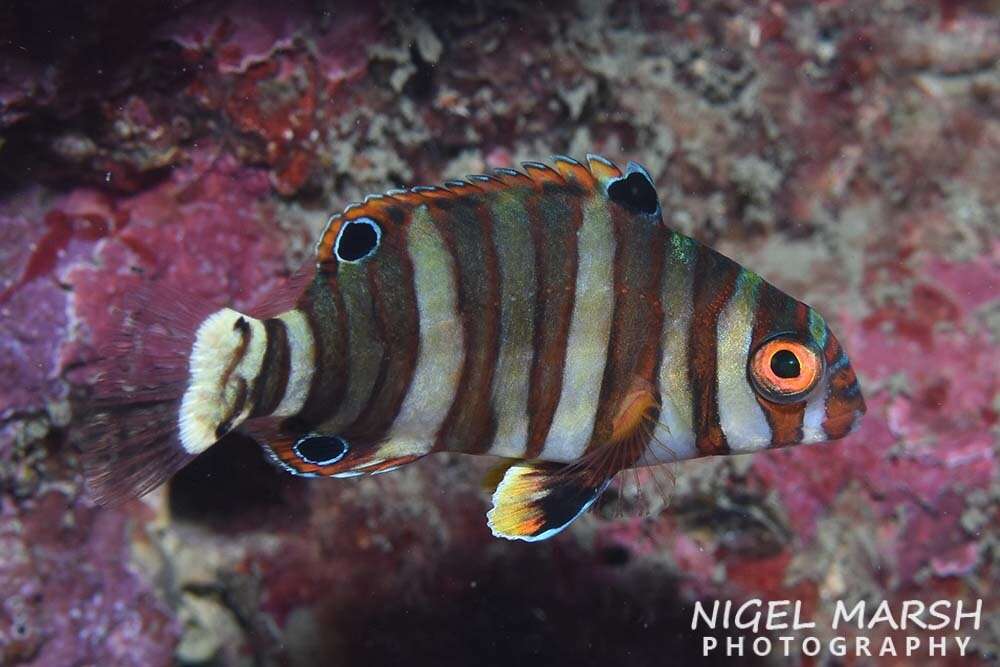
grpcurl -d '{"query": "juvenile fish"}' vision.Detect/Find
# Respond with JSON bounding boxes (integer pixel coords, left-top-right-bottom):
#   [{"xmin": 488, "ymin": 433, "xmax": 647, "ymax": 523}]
[{"xmin": 82, "ymin": 155, "xmax": 865, "ymax": 541}]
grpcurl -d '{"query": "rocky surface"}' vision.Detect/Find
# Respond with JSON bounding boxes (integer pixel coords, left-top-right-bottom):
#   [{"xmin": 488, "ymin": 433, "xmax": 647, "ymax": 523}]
[{"xmin": 0, "ymin": 1, "xmax": 997, "ymax": 665}]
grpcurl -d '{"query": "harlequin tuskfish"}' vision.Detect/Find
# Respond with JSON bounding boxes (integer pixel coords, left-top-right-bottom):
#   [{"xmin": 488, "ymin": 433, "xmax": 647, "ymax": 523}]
[{"xmin": 82, "ymin": 155, "xmax": 865, "ymax": 541}]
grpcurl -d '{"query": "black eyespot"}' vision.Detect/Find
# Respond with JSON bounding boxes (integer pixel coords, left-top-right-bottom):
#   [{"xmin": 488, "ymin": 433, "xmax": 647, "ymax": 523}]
[
  {"xmin": 770, "ymin": 349, "xmax": 801, "ymax": 379},
  {"xmin": 294, "ymin": 435, "xmax": 349, "ymax": 465},
  {"xmin": 607, "ymin": 170, "xmax": 660, "ymax": 215},
  {"xmin": 335, "ymin": 218, "xmax": 381, "ymax": 263}
]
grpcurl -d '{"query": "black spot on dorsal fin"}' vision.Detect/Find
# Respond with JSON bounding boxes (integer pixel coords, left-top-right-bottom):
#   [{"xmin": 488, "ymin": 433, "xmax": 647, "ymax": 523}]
[
  {"xmin": 335, "ymin": 217, "xmax": 381, "ymax": 263},
  {"xmin": 607, "ymin": 165, "xmax": 660, "ymax": 216}
]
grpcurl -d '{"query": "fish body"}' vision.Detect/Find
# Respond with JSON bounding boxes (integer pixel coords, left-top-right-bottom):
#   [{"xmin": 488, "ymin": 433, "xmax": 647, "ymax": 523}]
[{"xmin": 83, "ymin": 155, "xmax": 865, "ymax": 541}]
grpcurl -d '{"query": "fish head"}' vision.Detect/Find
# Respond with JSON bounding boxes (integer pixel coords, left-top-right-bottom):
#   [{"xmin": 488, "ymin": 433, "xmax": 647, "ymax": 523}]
[
  {"xmin": 797, "ymin": 309, "xmax": 867, "ymax": 443},
  {"xmin": 720, "ymin": 278, "xmax": 866, "ymax": 452}
]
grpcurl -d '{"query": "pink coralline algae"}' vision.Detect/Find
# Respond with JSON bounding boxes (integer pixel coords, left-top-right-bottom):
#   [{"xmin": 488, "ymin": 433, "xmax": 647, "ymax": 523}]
[
  {"xmin": 0, "ymin": 491, "xmax": 178, "ymax": 666},
  {"xmin": 160, "ymin": 0, "xmax": 379, "ymax": 194},
  {"xmin": 0, "ymin": 149, "xmax": 291, "ymax": 665},
  {"xmin": 0, "ymin": 0, "xmax": 997, "ymax": 665},
  {"xmin": 64, "ymin": 150, "xmax": 291, "ymax": 366}
]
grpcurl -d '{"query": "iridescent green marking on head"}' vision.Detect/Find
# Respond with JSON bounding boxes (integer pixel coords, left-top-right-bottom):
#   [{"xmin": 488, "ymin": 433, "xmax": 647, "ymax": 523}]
[
  {"xmin": 669, "ymin": 232, "xmax": 697, "ymax": 264},
  {"xmin": 809, "ymin": 308, "xmax": 829, "ymax": 348},
  {"xmin": 736, "ymin": 269, "xmax": 766, "ymax": 317},
  {"xmin": 739, "ymin": 269, "xmax": 763, "ymax": 296}
]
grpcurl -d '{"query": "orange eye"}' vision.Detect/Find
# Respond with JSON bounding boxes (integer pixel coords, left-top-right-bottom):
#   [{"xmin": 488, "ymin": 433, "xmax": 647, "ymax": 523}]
[{"xmin": 749, "ymin": 338, "xmax": 823, "ymax": 403}]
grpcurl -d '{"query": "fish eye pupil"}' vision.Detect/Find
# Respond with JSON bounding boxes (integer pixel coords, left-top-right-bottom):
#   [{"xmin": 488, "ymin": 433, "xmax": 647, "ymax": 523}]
[{"xmin": 770, "ymin": 349, "xmax": 800, "ymax": 379}]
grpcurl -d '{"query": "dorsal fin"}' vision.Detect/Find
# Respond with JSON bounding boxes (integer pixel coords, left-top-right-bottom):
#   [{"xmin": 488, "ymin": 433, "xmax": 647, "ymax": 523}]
[
  {"xmin": 586, "ymin": 153, "xmax": 624, "ymax": 185},
  {"xmin": 552, "ymin": 155, "xmax": 599, "ymax": 189},
  {"xmin": 314, "ymin": 154, "xmax": 640, "ymax": 265}
]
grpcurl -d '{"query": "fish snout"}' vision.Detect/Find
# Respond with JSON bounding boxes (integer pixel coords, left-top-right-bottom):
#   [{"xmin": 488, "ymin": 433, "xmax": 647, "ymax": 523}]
[{"xmin": 819, "ymin": 329, "xmax": 866, "ymax": 440}]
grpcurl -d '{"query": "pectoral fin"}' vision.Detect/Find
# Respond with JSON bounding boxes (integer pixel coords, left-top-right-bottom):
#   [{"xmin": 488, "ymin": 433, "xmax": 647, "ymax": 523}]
[
  {"xmin": 486, "ymin": 461, "xmax": 613, "ymax": 542},
  {"xmin": 481, "ymin": 458, "xmax": 519, "ymax": 492}
]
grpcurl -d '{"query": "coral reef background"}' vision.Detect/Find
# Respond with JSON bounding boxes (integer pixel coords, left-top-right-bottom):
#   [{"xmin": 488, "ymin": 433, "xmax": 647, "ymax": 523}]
[{"xmin": 0, "ymin": 1, "xmax": 997, "ymax": 665}]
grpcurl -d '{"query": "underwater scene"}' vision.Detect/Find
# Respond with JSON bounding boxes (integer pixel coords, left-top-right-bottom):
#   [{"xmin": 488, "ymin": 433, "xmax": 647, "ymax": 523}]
[{"xmin": 0, "ymin": 1, "xmax": 997, "ymax": 665}]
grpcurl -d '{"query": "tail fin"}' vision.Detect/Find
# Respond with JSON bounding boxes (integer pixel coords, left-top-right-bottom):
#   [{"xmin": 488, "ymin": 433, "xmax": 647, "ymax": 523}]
[{"xmin": 78, "ymin": 282, "xmax": 218, "ymax": 505}]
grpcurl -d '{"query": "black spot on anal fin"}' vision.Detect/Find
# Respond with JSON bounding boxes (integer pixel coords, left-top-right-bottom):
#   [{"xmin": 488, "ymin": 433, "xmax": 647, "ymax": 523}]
[
  {"xmin": 293, "ymin": 434, "xmax": 349, "ymax": 465},
  {"xmin": 607, "ymin": 170, "xmax": 660, "ymax": 215}
]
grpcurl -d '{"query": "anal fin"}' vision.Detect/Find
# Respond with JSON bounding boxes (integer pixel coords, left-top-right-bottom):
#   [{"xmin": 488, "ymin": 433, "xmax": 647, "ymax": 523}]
[
  {"xmin": 486, "ymin": 461, "xmax": 612, "ymax": 542},
  {"xmin": 245, "ymin": 418, "xmax": 424, "ymax": 479}
]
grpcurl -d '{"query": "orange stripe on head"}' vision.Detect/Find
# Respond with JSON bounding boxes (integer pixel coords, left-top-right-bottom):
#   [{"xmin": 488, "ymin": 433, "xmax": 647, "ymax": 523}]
[
  {"xmin": 821, "ymin": 332, "xmax": 866, "ymax": 439},
  {"xmin": 756, "ymin": 400, "xmax": 805, "ymax": 448}
]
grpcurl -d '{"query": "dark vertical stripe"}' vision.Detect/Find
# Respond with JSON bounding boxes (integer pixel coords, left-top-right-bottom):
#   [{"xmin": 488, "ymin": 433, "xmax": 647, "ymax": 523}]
[
  {"xmin": 487, "ymin": 190, "xmax": 537, "ymax": 455},
  {"xmin": 588, "ymin": 205, "xmax": 667, "ymax": 451},
  {"xmin": 215, "ymin": 317, "xmax": 253, "ymax": 436},
  {"xmin": 751, "ymin": 281, "xmax": 807, "ymax": 447},
  {"xmin": 430, "ymin": 195, "xmax": 501, "ymax": 454},
  {"xmin": 342, "ymin": 217, "xmax": 421, "ymax": 443},
  {"xmin": 249, "ymin": 318, "xmax": 291, "ymax": 418},
  {"xmin": 294, "ymin": 272, "xmax": 349, "ymax": 428},
  {"xmin": 822, "ymin": 334, "xmax": 864, "ymax": 439},
  {"xmin": 688, "ymin": 244, "xmax": 741, "ymax": 456},
  {"xmin": 218, "ymin": 316, "xmax": 252, "ymax": 393},
  {"xmin": 757, "ymin": 401, "xmax": 803, "ymax": 448},
  {"xmin": 524, "ymin": 184, "xmax": 583, "ymax": 458},
  {"xmin": 215, "ymin": 377, "xmax": 249, "ymax": 439},
  {"xmin": 330, "ymin": 262, "xmax": 384, "ymax": 430}
]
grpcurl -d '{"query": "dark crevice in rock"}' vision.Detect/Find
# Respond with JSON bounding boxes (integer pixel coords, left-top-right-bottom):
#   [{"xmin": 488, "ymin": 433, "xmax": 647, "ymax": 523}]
[{"xmin": 169, "ymin": 432, "xmax": 307, "ymax": 532}]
